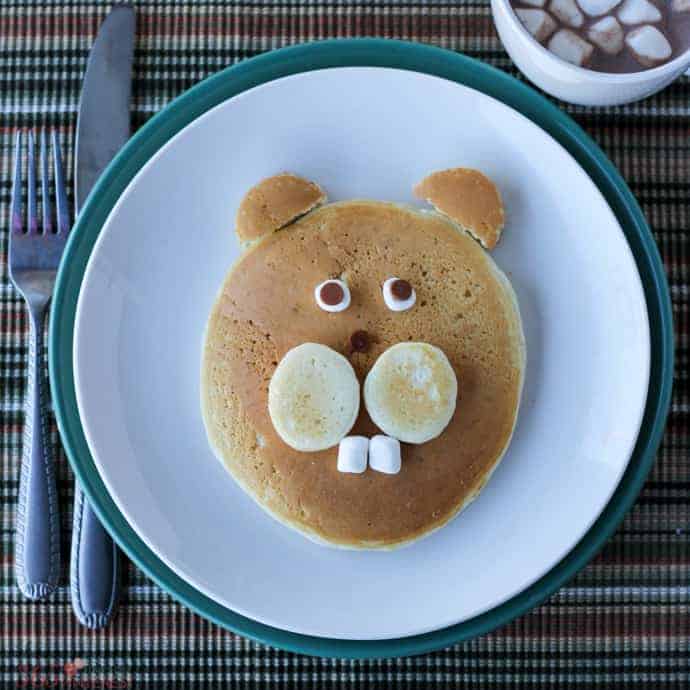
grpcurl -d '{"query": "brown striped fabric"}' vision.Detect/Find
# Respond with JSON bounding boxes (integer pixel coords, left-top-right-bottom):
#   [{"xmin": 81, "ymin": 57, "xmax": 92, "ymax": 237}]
[{"xmin": 1, "ymin": 1, "xmax": 688, "ymax": 688}]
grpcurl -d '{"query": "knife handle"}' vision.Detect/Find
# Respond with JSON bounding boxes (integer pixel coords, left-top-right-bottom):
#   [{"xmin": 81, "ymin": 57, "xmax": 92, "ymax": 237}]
[{"xmin": 70, "ymin": 485, "xmax": 120, "ymax": 629}]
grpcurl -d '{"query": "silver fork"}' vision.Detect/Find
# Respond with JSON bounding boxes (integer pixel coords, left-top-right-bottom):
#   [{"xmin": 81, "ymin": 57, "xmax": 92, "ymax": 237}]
[{"xmin": 10, "ymin": 131, "xmax": 69, "ymax": 600}]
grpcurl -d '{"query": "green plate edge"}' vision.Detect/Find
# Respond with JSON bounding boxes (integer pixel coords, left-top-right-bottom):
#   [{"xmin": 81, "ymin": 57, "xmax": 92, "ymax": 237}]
[{"xmin": 49, "ymin": 39, "xmax": 673, "ymax": 659}]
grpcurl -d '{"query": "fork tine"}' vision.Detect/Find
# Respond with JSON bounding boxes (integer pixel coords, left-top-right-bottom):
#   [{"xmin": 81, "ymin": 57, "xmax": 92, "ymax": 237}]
[
  {"xmin": 52, "ymin": 132, "xmax": 70, "ymax": 234},
  {"xmin": 40, "ymin": 131, "xmax": 53, "ymax": 234},
  {"xmin": 27, "ymin": 132, "xmax": 38, "ymax": 234},
  {"xmin": 10, "ymin": 131, "xmax": 23, "ymax": 234}
]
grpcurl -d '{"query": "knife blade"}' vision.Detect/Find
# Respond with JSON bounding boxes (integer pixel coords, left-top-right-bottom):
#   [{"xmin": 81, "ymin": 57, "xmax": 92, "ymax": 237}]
[
  {"xmin": 70, "ymin": 3, "xmax": 135, "ymax": 630},
  {"xmin": 75, "ymin": 4, "xmax": 135, "ymax": 213}
]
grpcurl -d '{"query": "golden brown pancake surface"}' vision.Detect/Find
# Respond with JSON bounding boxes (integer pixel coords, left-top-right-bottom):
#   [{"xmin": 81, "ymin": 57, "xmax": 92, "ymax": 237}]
[
  {"xmin": 414, "ymin": 168, "xmax": 505, "ymax": 250},
  {"xmin": 202, "ymin": 198, "xmax": 524, "ymax": 548},
  {"xmin": 236, "ymin": 173, "xmax": 326, "ymax": 243}
]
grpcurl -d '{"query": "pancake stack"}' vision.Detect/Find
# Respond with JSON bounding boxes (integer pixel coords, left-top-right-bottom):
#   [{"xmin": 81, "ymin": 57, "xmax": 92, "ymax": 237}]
[{"xmin": 201, "ymin": 170, "xmax": 525, "ymax": 549}]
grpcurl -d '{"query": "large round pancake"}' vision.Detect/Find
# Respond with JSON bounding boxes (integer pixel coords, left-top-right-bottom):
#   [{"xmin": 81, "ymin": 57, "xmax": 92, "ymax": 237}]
[{"xmin": 201, "ymin": 201, "xmax": 525, "ymax": 549}]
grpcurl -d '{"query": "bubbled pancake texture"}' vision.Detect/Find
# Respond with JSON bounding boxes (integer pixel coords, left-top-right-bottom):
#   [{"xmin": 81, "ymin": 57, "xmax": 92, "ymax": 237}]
[
  {"xmin": 415, "ymin": 169, "xmax": 504, "ymax": 250},
  {"xmin": 202, "ymin": 201, "xmax": 524, "ymax": 548},
  {"xmin": 236, "ymin": 174, "xmax": 326, "ymax": 243},
  {"xmin": 268, "ymin": 343, "xmax": 360, "ymax": 451}
]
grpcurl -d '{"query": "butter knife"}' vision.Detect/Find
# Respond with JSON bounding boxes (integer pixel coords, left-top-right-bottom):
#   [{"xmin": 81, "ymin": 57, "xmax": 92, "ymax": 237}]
[{"xmin": 70, "ymin": 3, "xmax": 135, "ymax": 629}]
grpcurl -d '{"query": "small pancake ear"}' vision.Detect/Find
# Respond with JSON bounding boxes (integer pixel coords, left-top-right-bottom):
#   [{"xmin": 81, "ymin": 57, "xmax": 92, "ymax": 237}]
[
  {"xmin": 236, "ymin": 173, "xmax": 327, "ymax": 244},
  {"xmin": 414, "ymin": 168, "xmax": 504, "ymax": 250}
]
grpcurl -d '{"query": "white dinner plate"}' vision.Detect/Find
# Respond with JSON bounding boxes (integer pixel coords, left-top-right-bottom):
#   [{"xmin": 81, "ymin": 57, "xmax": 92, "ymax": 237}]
[{"xmin": 73, "ymin": 67, "xmax": 650, "ymax": 640}]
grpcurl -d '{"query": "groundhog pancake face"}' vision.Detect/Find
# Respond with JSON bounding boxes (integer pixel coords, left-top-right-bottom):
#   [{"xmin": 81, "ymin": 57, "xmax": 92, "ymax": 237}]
[{"xmin": 201, "ymin": 171, "xmax": 525, "ymax": 549}]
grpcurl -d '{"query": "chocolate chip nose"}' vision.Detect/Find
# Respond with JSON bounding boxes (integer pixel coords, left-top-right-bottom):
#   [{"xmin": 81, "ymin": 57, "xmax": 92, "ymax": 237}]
[{"xmin": 350, "ymin": 330, "xmax": 370, "ymax": 353}]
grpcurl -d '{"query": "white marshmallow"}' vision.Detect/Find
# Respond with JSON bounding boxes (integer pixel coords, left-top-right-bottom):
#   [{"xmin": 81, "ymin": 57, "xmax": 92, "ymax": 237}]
[
  {"xmin": 673, "ymin": 0, "xmax": 690, "ymax": 12},
  {"xmin": 521, "ymin": 0, "xmax": 547, "ymax": 6},
  {"xmin": 337, "ymin": 436, "xmax": 368, "ymax": 474},
  {"xmin": 368, "ymin": 435, "xmax": 402, "ymax": 475},
  {"xmin": 625, "ymin": 25, "xmax": 672, "ymax": 67},
  {"xmin": 549, "ymin": 0, "xmax": 584, "ymax": 27},
  {"xmin": 577, "ymin": 0, "xmax": 621, "ymax": 15},
  {"xmin": 587, "ymin": 16, "xmax": 624, "ymax": 54},
  {"xmin": 382, "ymin": 277, "xmax": 416, "ymax": 312},
  {"xmin": 548, "ymin": 29, "xmax": 594, "ymax": 66},
  {"xmin": 314, "ymin": 279, "xmax": 351, "ymax": 312},
  {"xmin": 516, "ymin": 9, "xmax": 557, "ymax": 42},
  {"xmin": 617, "ymin": 0, "xmax": 661, "ymax": 24}
]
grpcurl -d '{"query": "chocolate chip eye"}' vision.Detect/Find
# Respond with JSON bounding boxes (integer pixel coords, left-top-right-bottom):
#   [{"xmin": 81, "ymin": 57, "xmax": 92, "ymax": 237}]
[
  {"xmin": 382, "ymin": 277, "xmax": 416, "ymax": 312},
  {"xmin": 315, "ymin": 279, "xmax": 351, "ymax": 312}
]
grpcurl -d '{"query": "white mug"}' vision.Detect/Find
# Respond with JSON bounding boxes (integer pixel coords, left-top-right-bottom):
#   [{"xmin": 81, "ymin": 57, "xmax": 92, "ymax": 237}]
[{"xmin": 492, "ymin": 0, "xmax": 690, "ymax": 106}]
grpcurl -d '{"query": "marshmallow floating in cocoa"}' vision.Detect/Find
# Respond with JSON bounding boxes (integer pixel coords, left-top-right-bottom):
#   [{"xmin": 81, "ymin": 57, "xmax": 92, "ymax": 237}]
[
  {"xmin": 516, "ymin": 8, "xmax": 558, "ymax": 42},
  {"xmin": 587, "ymin": 16, "xmax": 624, "ymax": 55},
  {"xmin": 511, "ymin": 0, "xmax": 680, "ymax": 72},
  {"xmin": 617, "ymin": 0, "xmax": 661, "ymax": 24},
  {"xmin": 548, "ymin": 29, "xmax": 594, "ymax": 66},
  {"xmin": 577, "ymin": 0, "xmax": 621, "ymax": 16},
  {"xmin": 549, "ymin": 0, "xmax": 584, "ymax": 27},
  {"xmin": 625, "ymin": 25, "xmax": 672, "ymax": 67}
]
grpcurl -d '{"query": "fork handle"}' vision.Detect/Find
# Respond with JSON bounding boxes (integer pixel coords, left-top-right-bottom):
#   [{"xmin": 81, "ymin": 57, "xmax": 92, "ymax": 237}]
[
  {"xmin": 15, "ymin": 303, "xmax": 60, "ymax": 600},
  {"xmin": 71, "ymin": 485, "xmax": 120, "ymax": 629}
]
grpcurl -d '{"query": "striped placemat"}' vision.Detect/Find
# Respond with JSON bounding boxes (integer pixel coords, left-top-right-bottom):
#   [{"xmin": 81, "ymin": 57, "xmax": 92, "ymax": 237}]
[{"xmin": 1, "ymin": 2, "xmax": 688, "ymax": 688}]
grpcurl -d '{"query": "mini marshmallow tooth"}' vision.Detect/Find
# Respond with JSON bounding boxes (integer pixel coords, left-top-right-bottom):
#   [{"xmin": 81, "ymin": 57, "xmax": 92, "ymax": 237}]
[
  {"xmin": 548, "ymin": 29, "xmax": 594, "ymax": 66},
  {"xmin": 368, "ymin": 435, "xmax": 402, "ymax": 475},
  {"xmin": 587, "ymin": 16, "xmax": 624, "ymax": 54},
  {"xmin": 337, "ymin": 436, "xmax": 369, "ymax": 474},
  {"xmin": 625, "ymin": 25, "xmax": 672, "ymax": 67},
  {"xmin": 576, "ymin": 0, "xmax": 621, "ymax": 15},
  {"xmin": 516, "ymin": 9, "xmax": 558, "ymax": 42},
  {"xmin": 617, "ymin": 0, "xmax": 661, "ymax": 24},
  {"xmin": 549, "ymin": 0, "xmax": 584, "ymax": 27},
  {"xmin": 673, "ymin": 0, "xmax": 690, "ymax": 12}
]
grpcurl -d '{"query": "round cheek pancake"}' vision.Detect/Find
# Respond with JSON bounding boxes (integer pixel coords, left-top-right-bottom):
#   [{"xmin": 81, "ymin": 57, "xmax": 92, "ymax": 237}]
[
  {"xmin": 268, "ymin": 342, "xmax": 360, "ymax": 452},
  {"xmin": 201, "ymin": 201, "xmax": 525, "ymax": 549},
  {"xmin": 364, "ymin": 342, "xmax": 458, "ymax": 444}
]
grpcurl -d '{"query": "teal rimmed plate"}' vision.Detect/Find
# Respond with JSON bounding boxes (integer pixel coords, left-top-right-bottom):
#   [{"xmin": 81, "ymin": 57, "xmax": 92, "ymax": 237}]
[{"xmin": 50, "ymin": 40, "xmax": 672, "ymax": 658}]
